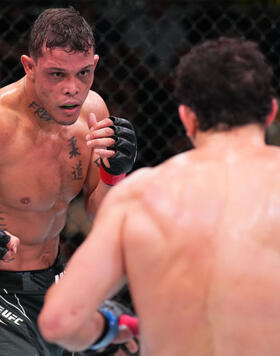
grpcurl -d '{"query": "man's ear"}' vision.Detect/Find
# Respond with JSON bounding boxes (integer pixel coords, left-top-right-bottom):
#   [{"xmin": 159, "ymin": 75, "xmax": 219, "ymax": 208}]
[
  {"xmin": 21, "ymin": 55, "xmax": 35, "ymax": 80},
  {"xmin": 266, "ymin": 97, "xmax": 278, "ymax": 127},
  {"xmin": 178, "ymin": 104, "xmax": 197, "ymax": 138},
  {"xmin": 93, "ymin": 54, "xmax": 99, "ymax": 70}
]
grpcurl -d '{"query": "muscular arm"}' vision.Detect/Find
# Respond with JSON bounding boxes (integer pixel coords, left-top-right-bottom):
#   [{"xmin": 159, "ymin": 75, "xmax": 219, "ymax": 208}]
[
  {"xmin": 83, "ymin": 156, "xmax": 112, "ymax": 218},
  {"xmin": 38, "ymin": 183, "xmax": 128, "ymax": 350},
  {"xmin": 82, "ymin": 92, "xmax": 137, "ymax": 218},
  {"xmin": 81, "ymin": 91, "xmax": 112, "ymax": 217}
]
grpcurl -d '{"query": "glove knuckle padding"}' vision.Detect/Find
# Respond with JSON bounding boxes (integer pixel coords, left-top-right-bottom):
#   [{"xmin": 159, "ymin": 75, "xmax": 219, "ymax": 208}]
[
  {"xmin": 0, "ymin": 230, "xmax": 10, "ymax": 260},
  {"xmin": 0, "ymin": 230, "xmax": 10, "ymax": 247},
  {"xmin": 104, "ymin": 116, "xmax": 137, "ymax": 175},
  {"xmin": 110, "ymin": 116, "xmax": 133, "ymax": 130},
  {"xmin": 112, "ymin": 125, "xmax": 134, "ymax": 139},
  {"xmin": 115, "ymin": 138, "xmax": 135, "ymax": 155},
  {"xmin": 0, "ymin": 247, "xmax": 8, "ymax": 259}
]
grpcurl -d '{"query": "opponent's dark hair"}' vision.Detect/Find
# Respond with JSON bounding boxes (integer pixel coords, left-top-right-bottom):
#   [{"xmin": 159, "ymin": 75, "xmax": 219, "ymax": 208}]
[
  {"xmin": 28, "ymin": 7, "xmax": 95, "ymax": 60},
  {"xmin": 174, "ymin": 37, "xmax": 275, "ymax": 131}
]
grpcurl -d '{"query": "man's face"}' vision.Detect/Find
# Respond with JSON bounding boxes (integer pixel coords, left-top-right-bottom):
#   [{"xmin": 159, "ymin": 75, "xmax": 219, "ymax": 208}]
[{"xmin": 32, "ymin": 46, "xmax": 98, "ymax": 125}]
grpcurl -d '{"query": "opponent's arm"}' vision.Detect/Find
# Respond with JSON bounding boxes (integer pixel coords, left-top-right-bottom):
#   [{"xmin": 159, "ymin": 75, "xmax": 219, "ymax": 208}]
[
  {"xmin": 38, "ymin": 183, "xmax": 136, "ymax": 351},
  {"xmin": 87, "ymin": 300, "xmax": 139, "ymax": 355}
]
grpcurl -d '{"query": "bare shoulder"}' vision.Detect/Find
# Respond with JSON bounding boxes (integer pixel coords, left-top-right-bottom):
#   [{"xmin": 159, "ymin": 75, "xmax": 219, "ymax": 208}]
[
  {"xmin": 262, "ymin": 144, "xmax": 280, "ymax": 174},
  {"xmin": 0, "ymin": 80, "xmax": 23, "ymax": 143},
  {"xmin": 264, "ymin": 144, "xmax": 280, "ymax": 158},
  {"xmin": 80, "ymin": 89, "xmax": 109, "ymax": 122},
  {"xmin": 108, "ymin": 167, "xmax": 154, "ymax": 200},
  {"xmin": 119, "ymin": 153, "xmax": 189, "ymax": 188},
  {"xmin": 110, "ymin": 156, "xmax": 187, "ymax": 202}
]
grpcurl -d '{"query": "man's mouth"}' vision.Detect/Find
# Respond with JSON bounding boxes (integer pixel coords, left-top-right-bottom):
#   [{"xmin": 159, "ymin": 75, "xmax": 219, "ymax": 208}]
[{"xmin": 60, "ymin": 104, "xmax": 79, "ymax": 109}]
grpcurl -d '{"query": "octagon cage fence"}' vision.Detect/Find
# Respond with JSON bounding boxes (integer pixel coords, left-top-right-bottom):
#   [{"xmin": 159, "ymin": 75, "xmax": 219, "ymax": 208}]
[{"xmin": 1, "ymin": 0, "xmax": 280, "ymax": 339}]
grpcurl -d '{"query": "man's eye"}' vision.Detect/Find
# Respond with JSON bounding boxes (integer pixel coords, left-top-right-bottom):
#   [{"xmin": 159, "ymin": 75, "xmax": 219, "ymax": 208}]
[
  {"xmin": 50, "ymin": 72, "xmax": 63, "ymax": 77},
  {"xmin": 79, "ymin": 70, "xmax": 90, "ymax": 76}
]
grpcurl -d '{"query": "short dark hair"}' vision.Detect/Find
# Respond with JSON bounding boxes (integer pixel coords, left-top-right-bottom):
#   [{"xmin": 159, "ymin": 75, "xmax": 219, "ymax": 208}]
[
  {"xmin": 28, "ymin": 7, "xmax": 95, "ymax": 61},
  {"xmin": 175, "ymin": 37, "xmax": 275, "ymax": 131}
]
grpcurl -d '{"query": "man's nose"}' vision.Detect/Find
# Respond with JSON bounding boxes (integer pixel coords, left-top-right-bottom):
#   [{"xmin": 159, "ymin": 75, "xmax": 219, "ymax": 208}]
[{"xmin": 63, "ymin": 78, "xmax": 79, "ymax": 96}]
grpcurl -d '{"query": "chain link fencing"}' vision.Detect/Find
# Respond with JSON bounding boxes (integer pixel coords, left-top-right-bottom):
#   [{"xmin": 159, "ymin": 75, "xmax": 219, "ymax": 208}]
[
  {"xmin": 1, "ymin": 0, "xmax": 280, "ymax": 254},
  {"xmin": 1, "ymin": 1, "xmax": 280, "ymax": 351}
]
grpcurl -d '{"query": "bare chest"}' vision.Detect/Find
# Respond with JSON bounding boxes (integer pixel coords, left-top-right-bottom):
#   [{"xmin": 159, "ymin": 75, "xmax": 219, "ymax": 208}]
[{"xmin": 0, "ymin": 128, "xmax": 91, "ymax": 211}]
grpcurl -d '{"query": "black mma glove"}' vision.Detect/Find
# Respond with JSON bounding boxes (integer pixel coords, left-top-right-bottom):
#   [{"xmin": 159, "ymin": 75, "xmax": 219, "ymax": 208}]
[
  {"xmin": 88, "ymin": 300, "xmax": 138, "ymax": 354},
  {"xmin": 100, "ymin": 116, "xmax": 137, "ymax": 186},
  {"xmin": 0, "ymin": 230, "xmax": 10, "ymax": 260}
]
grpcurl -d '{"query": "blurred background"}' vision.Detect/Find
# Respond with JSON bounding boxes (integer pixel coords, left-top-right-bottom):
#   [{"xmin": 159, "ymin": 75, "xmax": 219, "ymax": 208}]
[{"xmin": 1, "ymin": 0, "xmax": 280, "ymax": 354}]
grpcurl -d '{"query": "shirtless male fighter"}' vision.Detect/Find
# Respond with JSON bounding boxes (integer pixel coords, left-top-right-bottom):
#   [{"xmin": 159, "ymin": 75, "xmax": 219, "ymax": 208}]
[
  {"xmin": 39, "ymin": 37, "xmax": 280, "ymax": 356},
  {"xmin": 0, "ymin": 7, "xmax": 137, "ymax": 356}
]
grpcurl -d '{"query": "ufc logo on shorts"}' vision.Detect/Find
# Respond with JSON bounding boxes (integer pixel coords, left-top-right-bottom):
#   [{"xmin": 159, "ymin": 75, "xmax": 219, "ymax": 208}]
[
  {"xmin": 55, "ymin": 272, "xmax": 64, "ymax": 284},
  {"xmin": 0, "ymin": 305, "xmax": 23, "ymax": 325}
]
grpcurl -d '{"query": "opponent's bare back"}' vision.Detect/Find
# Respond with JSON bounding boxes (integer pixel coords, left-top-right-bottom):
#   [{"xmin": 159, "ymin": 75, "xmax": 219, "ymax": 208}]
[{"xmin": 122, "ymin": 124, "xmax": 280, "ymax": 356}]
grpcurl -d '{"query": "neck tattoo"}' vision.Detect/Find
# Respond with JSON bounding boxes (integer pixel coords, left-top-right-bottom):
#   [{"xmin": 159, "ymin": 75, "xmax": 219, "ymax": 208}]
[{"xmin": 29, "ymin": 101, "xmax": 52, "ymax": 121}]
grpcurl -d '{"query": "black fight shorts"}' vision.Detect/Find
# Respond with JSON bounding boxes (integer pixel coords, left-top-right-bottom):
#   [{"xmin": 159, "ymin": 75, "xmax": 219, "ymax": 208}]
[{"xmin": 0, "ymin": 255, "xmax": 65, "ymax": 356}]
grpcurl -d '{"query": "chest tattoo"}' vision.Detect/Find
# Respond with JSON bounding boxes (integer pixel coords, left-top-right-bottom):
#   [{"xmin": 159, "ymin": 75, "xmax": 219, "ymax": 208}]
[
  {"xmin": 71, "ymin": 160, "xmax": 83, "ymax": 181},
  {"xmin": 68, "ymin": 136, "xmax": 81, "ymax": 158},
  {"xmin": 29, "ymin": 101, "xmax": 52, "ymax": 121},
  {"xmin": 68, "ymin": 136, "xmax": 83, "ymax": 181}
]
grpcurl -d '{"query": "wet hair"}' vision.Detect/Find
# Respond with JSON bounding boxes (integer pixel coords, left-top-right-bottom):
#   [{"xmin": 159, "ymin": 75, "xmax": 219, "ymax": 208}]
[
  {"xmin": 28, "ymin": 6, "xmax": 95, "ymax": 61},
  {"xmin": 174, "ymin": 37, "xmax": 275, "ymax": 131}
]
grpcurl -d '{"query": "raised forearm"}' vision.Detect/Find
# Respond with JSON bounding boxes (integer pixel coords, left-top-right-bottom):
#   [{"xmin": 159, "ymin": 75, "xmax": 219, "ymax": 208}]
[
  {"xmin": 84, "ymin": 179, "xmax": 112, "ymax": 218},
  {"xmin": 85, "ymin": 115, "xmax": 137, "ymax": 218}
]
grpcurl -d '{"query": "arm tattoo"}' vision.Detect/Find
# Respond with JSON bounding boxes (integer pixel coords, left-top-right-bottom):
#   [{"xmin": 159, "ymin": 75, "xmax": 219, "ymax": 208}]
[
  {"xmin": 94, "ymin": 158, "xmax": 101, "ymax": 168},
  {"xmin": 29, "ymin": 101, "xmax": 52, "ymax": 121}
]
